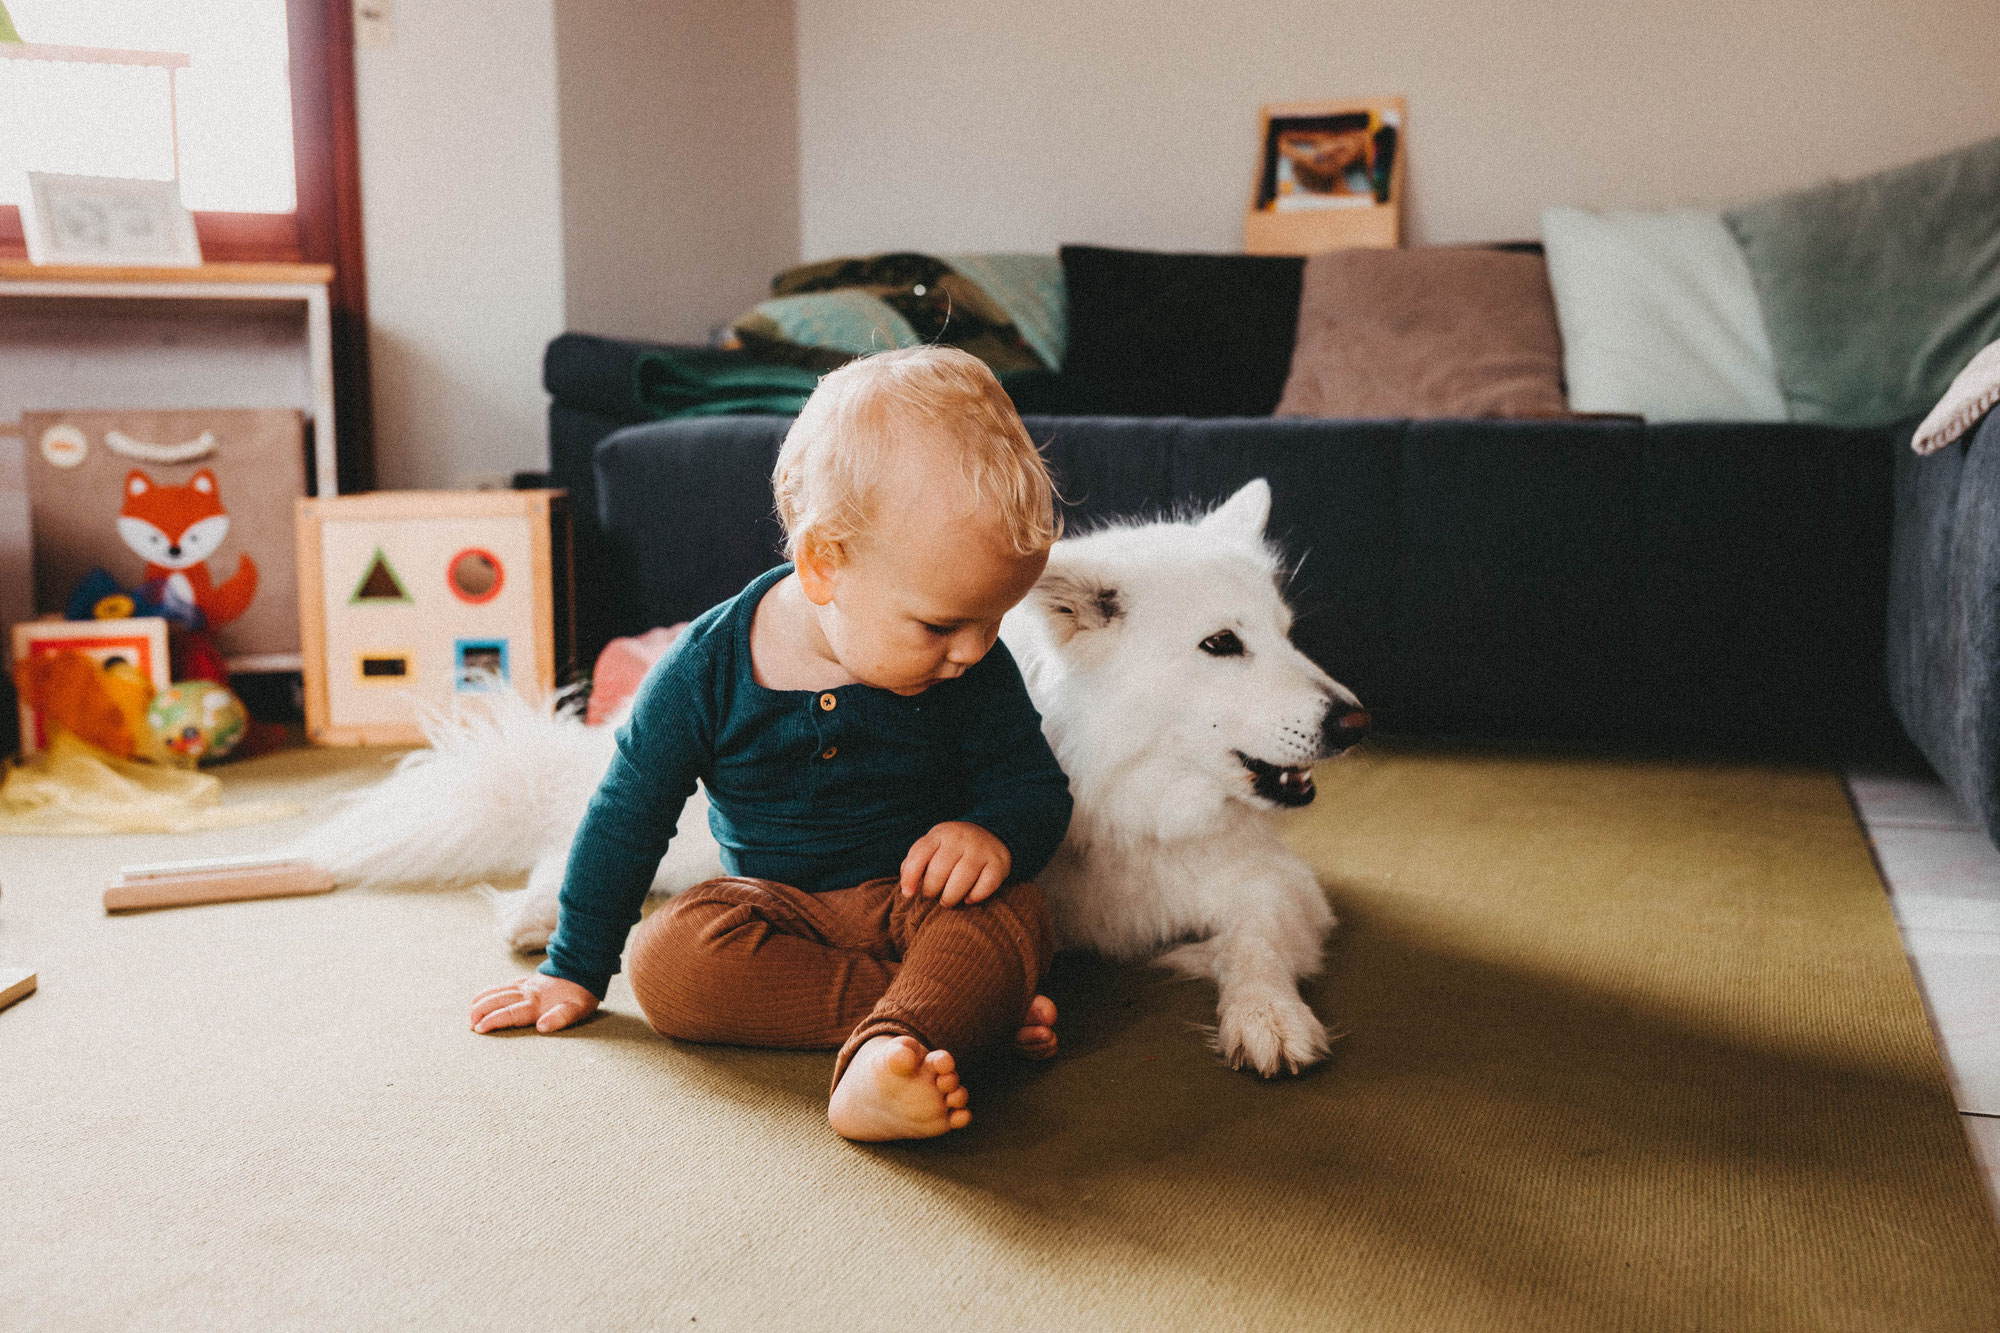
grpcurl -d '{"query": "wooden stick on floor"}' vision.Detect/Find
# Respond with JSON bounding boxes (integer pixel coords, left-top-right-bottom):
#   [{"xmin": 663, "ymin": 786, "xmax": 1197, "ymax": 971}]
[
  {"xmin": 0, "ymin": 968, "xmax": 35, "ymax": 1013},
  {"xmin": 104, "ymin": 856, "xmax": 336, "ymax": 913}
]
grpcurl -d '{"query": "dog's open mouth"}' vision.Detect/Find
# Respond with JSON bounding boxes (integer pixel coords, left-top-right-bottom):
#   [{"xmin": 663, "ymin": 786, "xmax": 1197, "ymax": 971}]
[{"xmin": 1237, "ymin": 753, "xmax": 1316, "ymax": 807}]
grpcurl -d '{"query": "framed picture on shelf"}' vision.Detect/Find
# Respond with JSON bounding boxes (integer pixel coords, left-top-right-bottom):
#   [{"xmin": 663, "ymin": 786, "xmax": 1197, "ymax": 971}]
[
  {"xmin": 20, "ymin": 172, "xmax": 203, "ymax": 268},
  {"xmin": 1246, "ymin": 98, "xmax": 1406, "ymax": 255}
]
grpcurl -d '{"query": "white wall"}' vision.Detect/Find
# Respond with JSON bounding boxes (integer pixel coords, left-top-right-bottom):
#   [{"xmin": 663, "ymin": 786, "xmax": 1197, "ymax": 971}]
[
  {"xmin": 796, "ymin": 0, "xmax": 2000, "ymax": 256},
  {"xmin": 354, "ymin": 0, "xmax": 567, "ymax": 490},
  {"xmin": 350, "ymin": 0, "xmax": 2000, "ymax": 485},
  {"xmin": 554, "ymin": 0, "xmax": 799, "ymax": 344}
]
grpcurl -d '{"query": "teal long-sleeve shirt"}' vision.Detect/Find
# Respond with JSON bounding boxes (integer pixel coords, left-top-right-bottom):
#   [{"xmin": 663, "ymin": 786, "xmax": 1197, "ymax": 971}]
[{"xmin": 540, "ymin": 564, "xmax": 1074, "ymax": 997}]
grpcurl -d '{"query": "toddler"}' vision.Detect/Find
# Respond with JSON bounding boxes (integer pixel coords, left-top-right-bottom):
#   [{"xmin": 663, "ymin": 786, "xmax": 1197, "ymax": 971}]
[{"xmin": 469, "ymin": 346, "xmax": 1073, "ymax": 1141}]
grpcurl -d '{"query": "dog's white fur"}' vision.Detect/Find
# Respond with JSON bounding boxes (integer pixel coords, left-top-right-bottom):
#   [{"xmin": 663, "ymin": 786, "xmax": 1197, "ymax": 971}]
[
  {"xmin": 1006, "ymin": 480, "xmax": 1361, "ymax": 1073},
  {"xmin": 293, "ymin": 479, "xmax": 1361, "ymax": 1076}
]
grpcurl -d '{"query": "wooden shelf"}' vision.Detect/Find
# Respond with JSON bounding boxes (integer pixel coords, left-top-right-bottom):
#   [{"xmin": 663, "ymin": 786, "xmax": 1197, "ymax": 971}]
[
  {"xmin": 0, "ymin": 43, "xmax": 189, "ymax": 69},
  {"xmin": 0, "ymin": 262, "xmax": 342, "ymax": 495},
  {"xmin": 0, "ymin": 261, "xmax": 333, "ymax": 287}
]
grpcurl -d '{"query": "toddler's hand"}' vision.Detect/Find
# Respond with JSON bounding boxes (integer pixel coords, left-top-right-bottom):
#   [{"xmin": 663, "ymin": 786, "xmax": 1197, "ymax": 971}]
[
  {"xmin": 470, "ymin": 972, "xmax": 599, "ymax": 1034},
  {"xmin": 900, "ymin": 821, "xmax": 1010, "ymax": 906}
]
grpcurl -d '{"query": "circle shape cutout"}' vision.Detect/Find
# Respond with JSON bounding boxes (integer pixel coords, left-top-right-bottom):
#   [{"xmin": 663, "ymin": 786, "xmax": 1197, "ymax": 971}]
[{"xmin": 447, "ymin": 548, "xmax": 504, "ymax": 603}]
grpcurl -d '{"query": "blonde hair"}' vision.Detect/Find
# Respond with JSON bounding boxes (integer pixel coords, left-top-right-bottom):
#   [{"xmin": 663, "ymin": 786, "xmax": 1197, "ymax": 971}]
[{"xmin": 772, "ymin": 345, "xmax": 1060, "ymax": 562}]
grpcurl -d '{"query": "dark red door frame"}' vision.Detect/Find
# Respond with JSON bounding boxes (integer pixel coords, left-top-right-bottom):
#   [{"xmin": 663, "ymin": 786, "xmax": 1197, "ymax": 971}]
[
  {"xmin": 287, "ymin": 0, "xmax": 373, "ymax": 492},
  {"xmin": 0, "ymin": 0, "xmax": 375, "ymax": 490}
]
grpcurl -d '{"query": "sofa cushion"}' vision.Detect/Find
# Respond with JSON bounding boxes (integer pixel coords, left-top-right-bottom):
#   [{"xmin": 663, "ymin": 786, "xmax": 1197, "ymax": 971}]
[
  {"xmin": 1058, "ymin": 245, "xmax": 1304, "ymax": 416},
  {"xmin": 593, "ymin": 412, "xmax": 1898, "ymax": 754},
  {"xmin": 1276, "ymin": 247, "xmax": 1568, "ymax": 420},
  {"xmin": 1540, "ymin": 206, "xmax": 1788, "ymax": 422},
  {"xmin": 1724, "ymin": 133, "xmax": 2000, "ymax": 427},
  {"xmin": 941, "ymin": 253, "xmax": 1067, "ymax": 370},
  {"xmin": 730, "ymin": 252, "xmax": 1053, "ymax": 373}
]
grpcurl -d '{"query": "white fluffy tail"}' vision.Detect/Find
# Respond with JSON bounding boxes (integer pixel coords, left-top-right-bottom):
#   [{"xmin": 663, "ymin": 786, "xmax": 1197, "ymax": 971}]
[{"xmin": 286, "ymin": 689, "xmax": 615, "ymax": 891}]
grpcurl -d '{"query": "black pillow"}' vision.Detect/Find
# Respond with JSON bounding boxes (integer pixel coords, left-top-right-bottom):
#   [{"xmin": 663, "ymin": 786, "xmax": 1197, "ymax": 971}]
[{"xmin": 1058, "ymin": 245, "xmax": 1306, "ymax": 417}]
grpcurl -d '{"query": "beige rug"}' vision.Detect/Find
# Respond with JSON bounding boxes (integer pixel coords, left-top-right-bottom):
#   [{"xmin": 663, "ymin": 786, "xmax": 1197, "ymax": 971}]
[{"xmin": 3, "ymin": 742, "xmax": 1997, "ymax": 1331}]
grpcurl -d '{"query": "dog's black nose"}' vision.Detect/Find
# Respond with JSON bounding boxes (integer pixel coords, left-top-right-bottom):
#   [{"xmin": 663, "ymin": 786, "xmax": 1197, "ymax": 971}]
[{"xmin": 1322, "ymin": 707, "xmax": 1370, "ymax": 754}]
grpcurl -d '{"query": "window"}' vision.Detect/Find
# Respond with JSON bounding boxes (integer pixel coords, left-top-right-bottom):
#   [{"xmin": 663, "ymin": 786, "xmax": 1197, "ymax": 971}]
[{"xmin": 0, "ymin": 0, "xmax": 296, "ymax": 213}]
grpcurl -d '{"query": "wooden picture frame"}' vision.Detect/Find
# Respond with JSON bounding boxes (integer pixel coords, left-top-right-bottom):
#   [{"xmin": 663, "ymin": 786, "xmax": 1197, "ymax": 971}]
[
  {"xmin": 1245, "ymin": 97, "xmax": 1406, "ymax": 256},
  {"xmin": 22, "ymin": 173, "xmax": 203, "ymax": 268},
  {"xmin": 295, "ymin": 490, "xmax": 574, "ymax": 746}
]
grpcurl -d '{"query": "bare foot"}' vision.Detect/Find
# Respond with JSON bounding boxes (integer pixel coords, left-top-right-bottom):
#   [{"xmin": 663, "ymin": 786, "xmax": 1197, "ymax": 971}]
[
  {"xmin": 1014, "ymin": 994, "xmax": 1057, "ymax": 1059},
  {"xmin": 828, "ymin": 1035, "xmax": 971, "ymax": 1141}
]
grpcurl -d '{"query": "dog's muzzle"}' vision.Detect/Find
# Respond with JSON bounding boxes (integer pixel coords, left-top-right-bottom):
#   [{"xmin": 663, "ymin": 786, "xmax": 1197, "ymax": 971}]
[{"xmin": 1238, "ymin": 706, "xmax": 1369, "ymax": 808}]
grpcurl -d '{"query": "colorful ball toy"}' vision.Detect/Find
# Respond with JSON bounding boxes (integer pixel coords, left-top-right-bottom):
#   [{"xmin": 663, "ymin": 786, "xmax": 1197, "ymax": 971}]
[{"xmin": 147, "ymin": 680, "xmax": 249, "ymax": 764}]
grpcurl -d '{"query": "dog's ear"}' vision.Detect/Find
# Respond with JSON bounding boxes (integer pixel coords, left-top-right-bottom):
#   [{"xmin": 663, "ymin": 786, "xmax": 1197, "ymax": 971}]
[
  {"xmin": 1197, "ymin": 479, "xmax": 1272, "ymax": 546},
  {"xmin": 1032, "ymin": 565, "xmax": 1123, "ymax": 646}
]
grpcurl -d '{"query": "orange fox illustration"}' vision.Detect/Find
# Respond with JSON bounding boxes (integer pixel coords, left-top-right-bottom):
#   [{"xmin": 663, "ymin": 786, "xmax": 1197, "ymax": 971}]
[{"xmin": 116, "ymin": 468, "xmax": 259, "ymax": 629}]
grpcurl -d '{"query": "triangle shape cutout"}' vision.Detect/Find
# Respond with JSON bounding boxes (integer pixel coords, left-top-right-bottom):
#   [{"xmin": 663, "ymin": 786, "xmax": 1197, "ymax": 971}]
[{"xmin": 351, "ymin": 548, "xmax": 412, "ymax": 604}]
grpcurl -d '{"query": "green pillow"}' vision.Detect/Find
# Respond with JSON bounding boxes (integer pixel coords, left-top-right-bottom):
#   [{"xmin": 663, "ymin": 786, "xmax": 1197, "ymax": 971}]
[
  {"xmin": 734, "ymin": 291, "xmax": 921, "ymax": 366},
  {"xmin": 1723, "ymin": 135, "xmax": 2000, "ymax": 426},
  {"xmin": 729, "ymin": 252, "xmax": 1056, "ymax": 374}
]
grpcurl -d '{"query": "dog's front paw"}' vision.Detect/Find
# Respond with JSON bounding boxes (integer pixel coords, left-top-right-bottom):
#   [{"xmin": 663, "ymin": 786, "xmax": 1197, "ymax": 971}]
[
  {"xmin": 478, "ymin": 883, "xmax": 557, "ymax": 954},
  {"xmin": 1215, "ymin": 990, "xmax": 1331, "ymax": 1077}
]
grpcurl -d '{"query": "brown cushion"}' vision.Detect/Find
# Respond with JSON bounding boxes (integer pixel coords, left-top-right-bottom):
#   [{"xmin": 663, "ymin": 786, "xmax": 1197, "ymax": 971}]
[{"xmin": 1276, "ymin": 248, "xmax": 1569, "ymax": 419}]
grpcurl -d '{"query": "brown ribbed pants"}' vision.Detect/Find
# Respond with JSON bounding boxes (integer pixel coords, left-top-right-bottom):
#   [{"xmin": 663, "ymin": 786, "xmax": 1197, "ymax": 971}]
[{"xmin": 628, "ymin": 876, "xmax": 1055, "ymax": 1091}]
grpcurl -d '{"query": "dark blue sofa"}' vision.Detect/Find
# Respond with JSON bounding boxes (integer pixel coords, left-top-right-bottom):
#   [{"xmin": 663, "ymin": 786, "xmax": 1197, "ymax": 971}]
[
  {"xmin": 544, "ymin": 332, "xmax": 1919, "ymax": 762},
  {"xmin": 1889, "ymin": 407, "xmax": 2000, "ymax": 839}
]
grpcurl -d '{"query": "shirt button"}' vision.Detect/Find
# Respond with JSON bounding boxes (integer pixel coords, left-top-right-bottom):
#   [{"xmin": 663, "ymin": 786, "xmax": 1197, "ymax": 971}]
[
  {"xmin": 821, "ymin": 746, "xmax": 837, "ymax": 759},
  {"xmin": 819, "ymin": 693, "xmax": 837, "ymax": 711}
]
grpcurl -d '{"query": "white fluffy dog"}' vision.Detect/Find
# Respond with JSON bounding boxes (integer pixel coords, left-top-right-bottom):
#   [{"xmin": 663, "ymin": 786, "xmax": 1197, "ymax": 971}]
[{"xmin": 296, "ymin": 479, "xmax": 1366, "ymax": 1076}]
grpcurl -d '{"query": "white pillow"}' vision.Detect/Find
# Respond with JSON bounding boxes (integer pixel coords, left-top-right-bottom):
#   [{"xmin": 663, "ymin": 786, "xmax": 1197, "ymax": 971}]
[{"xmin": 1540, "ymin": 206, "xmax": 1788, "ymax": 422}]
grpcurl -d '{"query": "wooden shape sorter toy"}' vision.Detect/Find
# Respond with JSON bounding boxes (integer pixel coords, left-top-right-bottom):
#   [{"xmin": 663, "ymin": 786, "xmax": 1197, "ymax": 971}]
[{"xmin": 295, "ymin": 490, "xmax": 574, "ymax": 745}]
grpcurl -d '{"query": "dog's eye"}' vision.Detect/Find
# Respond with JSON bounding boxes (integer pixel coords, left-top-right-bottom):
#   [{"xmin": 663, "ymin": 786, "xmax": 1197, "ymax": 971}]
[{"xmin": 1200, "ymin": 630, "xmax": 1244, "ymax": 657}]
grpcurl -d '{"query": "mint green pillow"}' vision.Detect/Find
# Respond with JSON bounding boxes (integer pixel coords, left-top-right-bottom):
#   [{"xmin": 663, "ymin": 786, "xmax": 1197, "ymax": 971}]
[
  {"xmin": 736, "ymin": 291, "xmax": 920, "ymax": 362},
  {"xmin": 1723, "ymin": 135, "xmax": 2000, "ymax": 427},
  {"xmin": 1541, "ymin": 205, "xmax": 1788, "ymax": 422},
  {"xmin": 943, "ymin": 253, "xmax": 1067, "ymax": 370}
]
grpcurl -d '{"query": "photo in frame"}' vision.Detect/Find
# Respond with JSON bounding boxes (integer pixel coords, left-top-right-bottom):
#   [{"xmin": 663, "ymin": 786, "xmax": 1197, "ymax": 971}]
[
  {"xmin": 1245, "ymin": 98, "xmax": 1407, "ymax": 255},
  {"xmin": 21, "ymin": 172, "xmax": 203, "ymax": 268},
  {"xmin": 22, "ymin": 408, "xmax": 307, "ymax": 669}
]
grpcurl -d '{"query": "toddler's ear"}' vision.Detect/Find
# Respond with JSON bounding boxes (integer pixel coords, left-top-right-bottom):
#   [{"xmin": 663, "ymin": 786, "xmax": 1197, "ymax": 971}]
[{"xmin": 793, "ymin": 533, "xmax": 845, "ymax": 606}]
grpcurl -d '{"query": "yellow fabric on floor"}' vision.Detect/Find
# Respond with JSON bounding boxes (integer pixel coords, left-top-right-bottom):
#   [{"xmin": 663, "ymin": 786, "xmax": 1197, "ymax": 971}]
[
  {"xmin": 0, "ymin": 732, "xmax": 302, "ymax": 835},
  {"xmin": 1, "ymin": 742, "xmax": 1996, "ymax": 1330}
]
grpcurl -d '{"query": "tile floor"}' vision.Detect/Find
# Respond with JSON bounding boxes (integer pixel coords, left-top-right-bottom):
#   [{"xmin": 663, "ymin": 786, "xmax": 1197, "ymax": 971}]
[{"xmin": 1845, "ymin": 765, "xmax": 2000, "ymax": 1228}]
